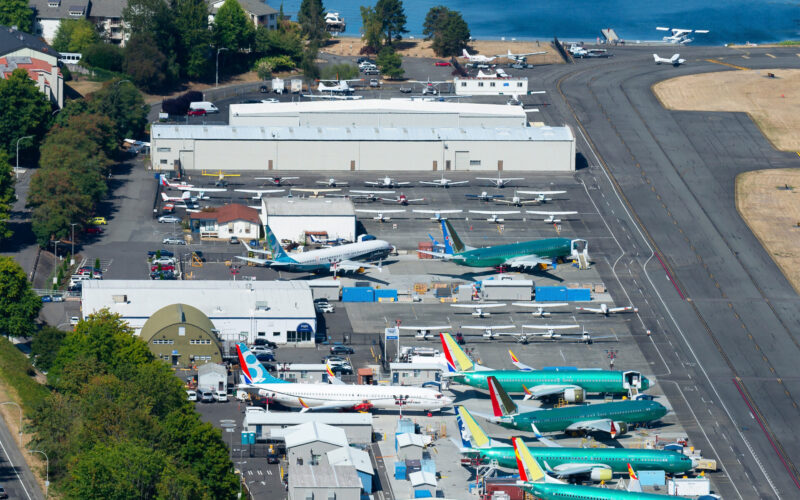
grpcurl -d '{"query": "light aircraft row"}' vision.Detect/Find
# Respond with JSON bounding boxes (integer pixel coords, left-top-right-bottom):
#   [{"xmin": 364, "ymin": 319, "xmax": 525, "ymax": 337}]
[{"xmin": 461, "ymin": 49, "xmax": 546, "ymax": 64}]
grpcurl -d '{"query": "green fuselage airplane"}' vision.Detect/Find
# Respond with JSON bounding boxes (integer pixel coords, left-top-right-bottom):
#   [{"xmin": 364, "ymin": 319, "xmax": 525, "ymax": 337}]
[
  {"xmin": 523, "ymin": 482, "xmax": 689, "ymax": 500},
  {"xmin": 454, "ymin": 369, "xmax": 651, "ymax": 397},
  {"xmin": 419, "ymin": 219, "xmax": 587, "ymax": 269}
]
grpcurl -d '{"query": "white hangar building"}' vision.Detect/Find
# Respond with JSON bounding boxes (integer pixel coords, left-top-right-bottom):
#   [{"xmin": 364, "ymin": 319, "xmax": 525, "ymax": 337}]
[
  {"xmin": 81, "ymin": 280, "xmax": 317, "ymax": 346},
  {"xmin": 262, "ymin": 197, "xmax": 355, "ymax": 243},
  {"xmin": 150, "ymin": 100, "xmax": 575, "ymax": 172}
]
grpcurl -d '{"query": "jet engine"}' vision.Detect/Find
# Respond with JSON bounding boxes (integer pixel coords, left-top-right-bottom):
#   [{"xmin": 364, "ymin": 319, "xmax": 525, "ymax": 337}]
[
  {"xmin": 563, "ymin": 388, "xmax": 584, "ymax": 403},
  {"xmin": 590, "ymin": 467, "xmax": 613, "ymax": 482},
  {"xmin": 612, "ymin": 421, "xmax": 628, "ymax": 437}
]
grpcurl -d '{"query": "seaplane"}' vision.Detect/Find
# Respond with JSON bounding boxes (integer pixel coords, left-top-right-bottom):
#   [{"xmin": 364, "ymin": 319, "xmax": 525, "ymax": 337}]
[
  {"xmin": 465, "ymin": 191, "xmax": 505, "ymax": 202},
  {"xmin": 316, "ymin": 178, "xmax": 349, "ymax": 187},
  {"xmin": 175, "ymin": 186, "xmax": 227, "ymax": 199},
  {"xmin": 500, "ymin": 49, "xmax": 547, "ymax": 63},
  {"xmin": 365, "ymin": 177, "xmax": 410, "ymax": 188},
  {"xmin": 235, "ymin": 188, "xmax": 285, "ymax": 200},
  {"xmin": 512, "ymin": 302, "xmax": 569, "ymax": 318},
  {"xmin": 291, "ymin": 187, "xmax": 342, "ymax": 198},
  {"xmin": 451, "ymin": 303, "xmax": 506, "ymax": 318},
  {"xmin": 382, "ymin": 193, "xmax": 424, "ymax": 206},
  {"xmin": 349, "ymin": 190, "xmax": 392, "ymax": 202},
  {"xmin": 468, "ymin": 210, "xmax": 520, "ymax": 223},
  {"xmin": 515, "ymin": 190, "xmax": 566, "ymax": 203},
  {"xmin": 255, "ymin": 176, "xmax": 299, "ymax": 186},
  {"xmin": 656, "ymin": 27, "xmax": 709, "ymax": 44},
  {"xmin": 399, "ymin": 325, "xmax": 451, "ymax": 341},
  {"xmin": 412, "ymin": 209, "xmax": 463, "ymax": 221},
  {"xmin": 476, "ymin": 173, "xmax": 524, "ymax": 188},
  {"xmin": 355, "ymin": 209, "xmax": 406, "ymax": 222},
  {"xmin": 462, "ymin": 49, "xmax": 496, "ymax": 64},
  {"xmin": 158, "ymin": 175, "xmax": 193, "ymax": 190},
  {"xmin": 653, "ymin": 53, "xmax": 686, "ymax": 66},
  {"xmin": 419, "ymin": 174, "xmax": 469, "ymax": 188},
  {"xmin": 494, "ymin": 190, "xmax": 541, "ymax": 207},
  {"xmin": 576, "ymin": 304, "xmax": 638, "ymax": 316},
  {"xmin": 461, "ymin": 324, "xmax": 516, "ymax": 340},
  {"xmin": 525, "ymin": 210, "xmax": 579, "ymax": 223}
]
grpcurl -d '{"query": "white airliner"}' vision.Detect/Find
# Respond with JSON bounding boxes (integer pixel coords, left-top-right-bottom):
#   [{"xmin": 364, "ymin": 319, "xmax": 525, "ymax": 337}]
[
  {"xmin": 451, "ymin": 303, "xmax": 506, "ymax": 318},
  {"xmin": 576, "ymin": 304, "xmax": 638, "ymax": 316},
  {"xmin": 462, "ymin": 49, "xmax": 496, "ymax": 64},
  {"xmin": 235, "ymin": 188, "xmax": 285, "ymax": 200},
  {"xmin": 237, "ymin": 344, "xmax": 452, "ymax": 412},
  {"xmin": 365, "ymin": 177, "xmax": 410, "ymax": 188},
  {"xmin": 468, "ymin": 210, "xmax": 520, "ymax": 223},
  {"xmin": 399, "ymin": 325, "xmax": 451, "ymax": 341},
  {"xmin": 656, "ymin": 27, "xmax": 709, "ymax": 44},
  {"xmin": 525, "ymin": 210, "xmax": 579, "ymax": 223},
  {"xmin": 512, "ymin": 302, "xmax": 569, "ymax": 318},
  {"xmin": 236, "ymin": 226, "xmax": 392, "ymax": 273},
  {"xmin": 653, "ymin": 53, "xmax": 686, "ymax": 66},
  {"xmin": 412, "ymin": 209, "xmax": 463, "ymax": 221},
  {"xmin": 419, "ymin": 174, "xmax": 469, "ymax": 188},
  {"xmin": 355, "ymin": 209, "xmax": 406, "ymax": 222},
  {"xmin": 476, "ymin": 174, "xmax": 524, "ymax": 188}
]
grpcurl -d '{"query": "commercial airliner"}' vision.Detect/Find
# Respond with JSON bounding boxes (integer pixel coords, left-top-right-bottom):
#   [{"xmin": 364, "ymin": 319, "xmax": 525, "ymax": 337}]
[
  {"xmin": 416, "ymin": 219, "xmax": 587, "ymax": 270},
  {"xmin": 454, "ymin": 406, "xmax": 695, "ymax": 478},
  {"xmin": 236, "ymin": 344, "xmax": 452, "ymax": 412},
  {"xmin": 440, "ymin": 333, "xmax": 649, "ymax": 401},
  {"xmin": 237, "ymin": 225, "xmax": 392, "ymax": 273}
]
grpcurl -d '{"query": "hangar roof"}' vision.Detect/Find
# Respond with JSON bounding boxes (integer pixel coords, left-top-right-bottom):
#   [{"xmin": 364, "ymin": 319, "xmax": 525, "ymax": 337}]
[
  {"xmin": 285, "ymin": 422, "xmax": 348, "ymax": 448},
  {"xmin": 230, "ymin": 98, "xmax": 527, "ymax": 117},
  {"xmin": 152, "ymin": 124, "xmax": 573, "ymax": 142},
  {"xmin": 265, "ymin": 197, "xmax": 355, "ymax": 216},
  {"xmin": 291, "ymin": 463, "xmax": 361, "ymax": 489},
  {"xmin": 139, "ymin": 303, "xmax": 216, "ymax": 341}
]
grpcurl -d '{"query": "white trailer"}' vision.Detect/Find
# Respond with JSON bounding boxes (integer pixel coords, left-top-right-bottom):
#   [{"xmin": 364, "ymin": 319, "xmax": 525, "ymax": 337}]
[
  {"xmin": 272, "ymin": 78, "xmax": 285, "ymax": 94},
  {"xmin": 290, "ymin": 79, "xmax": 302, "ymax": 93}
]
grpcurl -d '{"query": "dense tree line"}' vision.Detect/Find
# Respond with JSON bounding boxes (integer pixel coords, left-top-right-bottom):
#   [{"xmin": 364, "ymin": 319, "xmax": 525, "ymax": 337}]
[{"xmin": 29, "ymin": 310, "xmax": 239, "ymax": 498}]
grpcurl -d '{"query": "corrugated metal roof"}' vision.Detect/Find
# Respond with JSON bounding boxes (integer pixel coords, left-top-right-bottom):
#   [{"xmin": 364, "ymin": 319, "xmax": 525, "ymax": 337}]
[
  {"xmin": 327, "ymin": 446, "xmax": 373, "ymax": 475},
  {"xmin": 230, "ymin": 98, "xmax": 526, "ymax": 117},
  {"xmin": 152, "ymin": 124, "xmax": 573, "ymax": 142},
  {"xmin": 482, "ymin": 280, "xmax": 534, "ymax": 287},
  {"xmin": 81, "ymin": 280, "xmax": 315, "ymax": 320},
  {"xmin": 409, "ymin": 470, "xmax": 437, "ymax": 487},
  {"xmin": 396, "ymin": 433, "xmax": 425, "ymax": 448},
  {"xmin": 265, "ymin": 197, "xmax": 355, "ymax": 216},
  {"xmin": 285, "ymin": 422, "xmax": 348, "ymax": 449},
  {"xmin": 291, "ymin": 462, "xmax": 361, "ymax": 489},
  {"xmin": 247, "ymin": 411, "xmax": 372, "ymax": 427}
]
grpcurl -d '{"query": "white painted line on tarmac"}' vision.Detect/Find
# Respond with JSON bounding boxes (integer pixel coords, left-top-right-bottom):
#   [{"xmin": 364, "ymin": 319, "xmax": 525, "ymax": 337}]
[{"xmin": 0, "ymin": 434, "xmax": 32, "ymax": 500}]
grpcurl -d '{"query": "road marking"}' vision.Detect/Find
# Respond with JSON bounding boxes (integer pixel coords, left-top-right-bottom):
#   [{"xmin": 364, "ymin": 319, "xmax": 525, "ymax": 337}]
[
  {"xmin": 766, "ymin": 53, "xmax": 776, "ymax": 59},
  {"xmin": 741, "ymin": 55, "xmax": 750, "ymax": 59},
  {"xmin": 705, "ymin": 58, "xmax": 751, "ymax": 70},
  {"xmin": 0, "ymin": 433, "xmax": 33, "ymax": 500}
]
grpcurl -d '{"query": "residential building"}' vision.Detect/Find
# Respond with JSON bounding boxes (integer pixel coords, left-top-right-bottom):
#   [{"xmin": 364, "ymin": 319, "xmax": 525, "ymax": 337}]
[
  {"xmin": 189, "ymin": 203, "xmax": 261, "ymax": 240},
  {"xmin": 0, "ymin": 25, "xmax": 62, "ymax": 107},
  {"xmin": 208, "ymin": 0, "xmax": 277, "ymax": 29}
]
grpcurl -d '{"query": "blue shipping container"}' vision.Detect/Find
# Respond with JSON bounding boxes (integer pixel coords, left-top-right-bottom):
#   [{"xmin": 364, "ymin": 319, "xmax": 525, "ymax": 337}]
[
  {"xmin": 420, "ymin": 459, "xmax": 436, "ymax": 474},
  {"xmin": 565, "ymin": 288, "xmax": 591, "ymax": 302},
  {"xmin": 414, "ymin": 490, "xmax": 433, "ymax": 498},
  {"xmin": 394, "ymin": 461, "xmax": 407, "ymax": 480},
  {"xmin": 342, "ymin": 287, "xmax": 374, "ymax": 302},
  {"xmin": 375, "ymin": 289, "xmax": 398, "ymax": 301},
  {"xmin": 535, "ymin": 286, "xmax": 567, "ymax": 301}
]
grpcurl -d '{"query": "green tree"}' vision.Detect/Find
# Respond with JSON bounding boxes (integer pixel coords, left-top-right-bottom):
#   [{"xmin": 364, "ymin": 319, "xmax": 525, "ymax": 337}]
[
  {"xmin": 54, "ymin": 19, "xmax": 100, "ymax": 52},
  {"xmin": 31, "ymin": 325, "xmax": 65, "ymax": 372},
  {"xmin": 123, "ymin": 0, "xmax": 179, "ymax": 77},
  {"xmin": 299, "ymin": 45, "xmax": 320, "ymax": 80},
  {"xmin": 80, "ymin": 42, "xmax": 124, "ymax": 72},
  {"xmin": 0, "ymin": 0, "xmax": 32, "ymax": 33},
  {"xmin": 297, "ymin": 0, "xmax": 326, "ymax": 46},
  {"xmin": 0, "ymin": 69, "xmax": 50, "ymax": 157},
  {"xmin": 376, "ymin": 45, "xmax": 404, "ymax": 79},
  {"xmin": 360, "ymin": 6, "xmax": 382, "ymax": 53},
  {"xmin": 320, "ymin": 62, "xmax": 358, "ymax": 80},
  {"xmin": 423, "ymin": 6, "xmax": 470, "ymax": 57},
  {"xmin": 172, "ymin": 0, "xmax": 212, "ymax": 80},
  {"xmin": 123, "ymin": 32, "xmax": 172, "ymax": 92},
  {"xmin": 0, "ymin": 150, "xmax": 14, "ymax": 241},
  {"xmin": 87, "ymin": 80, "xmax": 148, "ymax": 141},
  {"xmin": 254, "ymin": 25, "xmax": 303, "ymax": 62},
  {"xmin": 213, "ymin": 0, "xmax": 255, "ymax": 52},
  {"xmin": 0, "ymin": 257, "xmax": 41, "ymax": 337},
  {"xmin": 375, "ymin": 0, "xmax": 407, "ymax": 45}
]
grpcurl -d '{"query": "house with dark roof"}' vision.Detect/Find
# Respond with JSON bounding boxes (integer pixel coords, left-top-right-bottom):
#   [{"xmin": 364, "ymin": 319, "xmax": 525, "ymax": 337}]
[
  {"xmin": 189, "ymin": 204, "xmax": 261, "ymax": 240},
  {"xmin": 0, "ymin": 25, "xmax": 62, "ymax": 107},
  {"xmin": 29, "ymin": 0, "xmax": 129, "ymax": 47},
  {"xmin": 208, "ymin": 0, "xmax": 277, "ymax": 29}
]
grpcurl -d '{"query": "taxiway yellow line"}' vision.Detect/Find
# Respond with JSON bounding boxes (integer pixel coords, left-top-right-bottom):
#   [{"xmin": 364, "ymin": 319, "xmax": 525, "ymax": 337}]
[
  {"xmin": 705, "ymin": 58, "xmax": 751, "ymax": 70},
  {"xmin": 766, "ymin": 53, "xmax": 776, "ymax": 58}
]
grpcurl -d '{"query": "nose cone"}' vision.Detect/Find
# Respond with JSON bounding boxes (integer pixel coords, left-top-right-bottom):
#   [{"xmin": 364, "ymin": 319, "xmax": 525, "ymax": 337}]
[
  {"xmin": 442, "ymin": 395, "xmax": 454, "ymax": 407},
  {"xmin": 641, "ymin": 376, "xmax": 652, "ymax": 391},
  {"xmin": 652, "ymin": 401, "xmax": 668, "ymax": 419}
]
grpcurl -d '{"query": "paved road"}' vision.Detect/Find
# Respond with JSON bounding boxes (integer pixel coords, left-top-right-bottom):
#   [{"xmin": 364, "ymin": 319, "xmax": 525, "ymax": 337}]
[
  {"xmin": 533, "ymin": 44, "xmax": 800, "ymax": 499},
  {"xmin": 0, "ymin": 414, "xmax": 44, "ymax": 499}
]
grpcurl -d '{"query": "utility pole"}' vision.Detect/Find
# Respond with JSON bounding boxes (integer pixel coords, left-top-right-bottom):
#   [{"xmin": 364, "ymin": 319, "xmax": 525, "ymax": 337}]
[{"xmin": 69, "ymin": 223, "xmax": 78, "ymax": 265}]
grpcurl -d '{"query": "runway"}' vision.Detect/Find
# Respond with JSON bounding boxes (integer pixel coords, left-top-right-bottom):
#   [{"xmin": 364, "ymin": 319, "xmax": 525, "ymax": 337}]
[{"xmin": 535, "ymin": 45, "xmax": 800, "ymax": 498}]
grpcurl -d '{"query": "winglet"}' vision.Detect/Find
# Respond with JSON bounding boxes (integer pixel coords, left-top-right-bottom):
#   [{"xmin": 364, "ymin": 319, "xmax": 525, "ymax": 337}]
[
  {"xmin": 627, "ymin": 463, "xmax": 643, "ymax": 492},
  {"xmin": 487, "ymin": 375, "xmax": 518, "ymax": 417},
  {"xmin": 509, "ymin": 349, "xmax": 534, "ymax": 371},
  {"xmin": 512, "ymin": 437, "xmax": 544, "ymax": 483},
  {"xmin": 521, "ymin": 384, "xmax": 533, "ymax": 401}
]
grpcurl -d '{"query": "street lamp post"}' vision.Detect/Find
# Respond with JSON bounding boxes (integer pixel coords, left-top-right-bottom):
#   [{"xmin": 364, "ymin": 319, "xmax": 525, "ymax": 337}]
[
  {"xmin": 15, "ymin": 135, "xmax": 34, "ymax": 179},
  {"xmin": 69, "ymin": 223, "xmax": 78, "ymax": 266},
  {"xmin": 216, "ymin": 47, "xmax": 229, "ymax": 87},
  {"xmin": 27, "ymin": 449, "xmax": 48, "ymax": 499},
  {"xmin": 0, "ymin": 401, "xmax": 22, "ymax": 436},
  {"xmin": 51, "ymin": 241, "xmax": 59, "ymax": 285}
]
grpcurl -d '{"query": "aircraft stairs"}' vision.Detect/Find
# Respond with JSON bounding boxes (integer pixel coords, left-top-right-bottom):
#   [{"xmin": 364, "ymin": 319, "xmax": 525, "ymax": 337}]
[
  {"xmin": 577, "ymin": 252, "xmax": 589, "ymax": 270},
  {"xmin": 476, "ymin": 459, "xmax": 502, "ymax": 479},
  {"xmin": 628, "ymin": 386, "xmax": 640, "ymax": 398}
]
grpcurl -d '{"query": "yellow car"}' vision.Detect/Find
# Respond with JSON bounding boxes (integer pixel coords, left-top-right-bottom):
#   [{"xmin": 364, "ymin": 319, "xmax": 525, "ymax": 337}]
[{"xmin": 87, "ymin": 217, "xmax": 107, "ymax": 225}]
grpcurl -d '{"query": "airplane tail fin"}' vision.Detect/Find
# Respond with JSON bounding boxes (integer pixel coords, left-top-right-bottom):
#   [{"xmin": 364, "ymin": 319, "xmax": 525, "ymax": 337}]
[
  {"xmin": 488, "ymin": 375, "xmax": 518, "ymax": 417},
  {"xmin": 463, "ymin": 49, "xmax": 470, "ymax": 58},
  {"xmin": 264, "ymin": 225, "xmax": 289, "ymax": 260},
  {"xmin": 161, "ymin": 193, "xmax": 169, "ymax": 202},
  {"xmin": 440, "ymin": 332, "xmax": 474, "ymax": 372},
  {"xmin": 456, "ymin": 406, "xmax": 491, "ymax": 448},
  {"xmin": 653, "ymin": 54, "xmax": 659, "ymax": 61},
  {"xmin": 509, "ymin": 349, "xmax": 534, "ymax": 371},
  {"xmin": 627, "ymin": 463, "xmax": 643, "ymax": 492},
  {"xmin": 512, "ymin": 437, "xmax": 545, "ymax": 483},
  {"xmin": 442, "ymin": 219, "xmax": 465, "ymax": 253},
  {"xmin": 159, "ymin": 175, "xmax": 169, "ymax": 187},
  {"xmin": 236, "ymin": 343, "xmax": 287, "ymax": 384}
]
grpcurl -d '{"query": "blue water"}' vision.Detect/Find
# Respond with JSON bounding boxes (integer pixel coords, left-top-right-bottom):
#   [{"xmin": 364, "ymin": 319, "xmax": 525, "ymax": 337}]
[{"xmin": 277, "ymin": 0, "xmax": 800, "ymax": 45}]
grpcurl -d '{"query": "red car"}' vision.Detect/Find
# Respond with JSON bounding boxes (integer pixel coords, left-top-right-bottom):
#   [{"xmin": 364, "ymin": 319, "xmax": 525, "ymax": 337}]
[
  {"xmin": 434, "ymin": 61, "xmax": 451, "ymax": 67},
  {"xmin": 151, "ymin": 264, "xmax": 175, "ymax": 272},
  {"xmin": 188, "ymin": 109, "xmax": 206, "ymax": 116},
  {"xmin": 86, "ymin": 226, "xmax": 103, "ymax": 234}
]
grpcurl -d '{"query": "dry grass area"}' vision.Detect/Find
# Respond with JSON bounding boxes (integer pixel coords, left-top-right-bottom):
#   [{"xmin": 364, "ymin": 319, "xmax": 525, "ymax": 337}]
[
  {"xmin": 322, "ymin": 36, "xmax": 564, "ymax": 65},
  {"xmin": 736, "ymin": 169, "xmax": 800, "ymax": 294},
  {"xmin": 64, "ymin": 79, "xmax": 103, "ymax": 98},
  {"xmin": 652, "ymin": 69, "xmax": 800, "ymax": 151}
]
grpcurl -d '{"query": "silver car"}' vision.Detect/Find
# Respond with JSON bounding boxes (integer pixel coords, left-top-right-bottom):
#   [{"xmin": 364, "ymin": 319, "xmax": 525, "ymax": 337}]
[
  {"xmin": 158, "ymin": 215, "xmax": 182, "ymax": 223},
  {"xmin": 162, "ymin": 237, "xmax": 186, "ymax": 245}
]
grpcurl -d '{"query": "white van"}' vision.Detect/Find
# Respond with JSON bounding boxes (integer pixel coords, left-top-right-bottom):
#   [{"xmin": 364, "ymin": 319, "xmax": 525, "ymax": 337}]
[
  {"xmin": 188, "ymin": 101, "xmax": 219, "ymax": 114},
  {"xmin": 213, "ymin": 390, "xmax": 228, "ymax": 402}
]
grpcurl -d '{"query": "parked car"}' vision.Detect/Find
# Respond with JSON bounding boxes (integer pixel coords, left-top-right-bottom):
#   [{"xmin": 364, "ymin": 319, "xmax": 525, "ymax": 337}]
[
  {"xmin": 87, "ymin": 216, "xmax": 107, "ymax": 225},
  {"xmin": 399, "ymin": 87, "xmax": 412, "ymax": 93},
  {"xmin": 77, "ymin": 266, "xmax": 93, "ymax": 275},
  {"xmin": 214, "ymin": 390, "xmax": 228, "ymax": 402},
  {"xmin": 330, "ymin": 365, "xmax": 353, "ymax": 375},
  {"xmin": 151, "ymin": 264, "xmax": 175, "ymax": 272},
  {"xmin": 151, "ymin": 257, "xmax": 175, "ymax": 266},
  {"xmin": 186, "ymin": 390, "xmax": 197, "ymax": 401},
  {"xmin": 267, "ymin": 454, "xmax": 280, "ymax": 464},
  {"xmin": 256, "ymin": 352, "xmax": 276, "ymax": 362},
  {"xmin": 250, "ymin": 345, "xmax": 274, "ymax": 355},
  {"xmin": 369, "ymin": 78, "xmax": 380, "ymax": 88},
  {"xmin": 357, "ymin": 57, "xmax": 374, "ymax": 64},
  {"xmin": 0, "ymin": 485, "xmax": 8, "ymax": 499},
  {"xmin": 230, "ymin": 236, "xmax": 240, "ymax": 244},
  {"xmin": 363, "ymin": 68, "xmax": 379, "ymax": 75},
  {"xmin": 330, "ymin": 345, "xmax": 354, "ymax": 355},
  {"xmin": 69, "ymin": 316, "xmax": 79, "ymax": 326},
  {"xmin": 315, "ymin": 301, "xmax": 334, "ymax": 313},
  {"xmin": 92, "ymin": 269, "xmax": 103, "ymax": 279},
  {"xmin": 150, "ymin": 270, "xmax": 176, "ymax": 280},
  {"xmin": 85, "ymin": 226, "xmax": 103, "ymax": 234},
  {"xmin": 187, "ymin": 108, "xmax": 206, "ymax": 116},
  {"xmin": 254, "ymin": 338, "xmax": 277, "ymax": 348},
  {"xmin": 162, "ymin": 237, "xmax": 186, "ymax": 245},
  {"xmin": 198, "ymin": 389, "xmax": 214, "ymax": 403},
  {"xmin": 259, "ymin": 85, "xmax": 269, "ymax": 93},
  {"xmin": 434, "ymin": 61, "xmax": 452, "ymax": 66},
  {"xmin": 158, "ymin": 215, "xmax": 182, "ymax": 223},
  {"xmin": 148, "ymin": 249, "xmax": 174, "ymax": 257}
]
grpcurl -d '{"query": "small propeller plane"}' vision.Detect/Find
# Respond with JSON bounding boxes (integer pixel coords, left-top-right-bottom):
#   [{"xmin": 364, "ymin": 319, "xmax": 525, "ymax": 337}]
[
  {"xmin": 512, "ymin": 302, "xmax": 569, "ymax": 318},
  {"xmin": 656, "ymin": 27, "xmax": 709, "ymax": 44},
  {"xmin": 462, "ymin": 49, "xmax": 496, "ymax": 64},
  {"xmin": 159, "ymin": 175, "xmax": 193, "ymax": 190},
  {"xmin": 291, "ymin": 187, "xmax": 342, "ymax": 198},
  {"xmin": 175, "ymin": 186, "xmax": 227, "ymax": 199},
  {"xmin": 451, "ymin": 303, "xmax": 506, "ymax": 318},
  {"xmin": 349, "ymin": 190, "xmax": 393, "ymax": 202},
  {"xmin": 317, "ymin": 79, "xmax": 362, "ymax": 94},
  {"xmin": 576, "ymin": 304, "xmax": 638, "ymax": 316},
  {"xmin": 653, "ymin": 53, "xmax": 686, "ymax": 66},
  {"xmin": 255, "ymin": 176, "xmax": 299, "ymax": 186},
  {"xmin": 382, "ymin": 193, "xmax": 424, "ymax": 206},
  {"xmin": 412, "ymin": 77, "xmax": 448, "ymax": 95},
  {"xmin": 316, "ymin": 178, "xmax": 348, "ymax": 187},
  {"xmin": 461, "ymin": 324, "xmax": 516, "ymax": 340},
  {"xmin": 499, "ymin": 49, "xmax": 547, "ymax": 63},
  {"xmin": 355, "ymin": 209, "xmax": 406, "ymax": 222},
  {"xmin": 419, "ymin": 174, "xmax": 469, "ymax": 188},
  {"xmin": 161, "ymin": 191, "xmax": 191, "ymax": 203},
  {"xmin": 465, "ymin": 192, "xmax": 505, "ymax": 202},
  {"xmin": 235, "ymin": 188, "xmax": 285, "ymax": 200},
  {"xmin": 398, "ymin": 325, "xmax": 451, "ymax": 341},
  {"xmin": 494, "ymin": 190, "xmax": 541, "ymax": 207},
  {"xmin": 365, "ymin": 177, "xmax": 410, "ymax": 188},
  {"xmin": 201, "ymin": 170, "xmax": 240, "ymax": 181},
  {"xmin": 520, "ymin": 324, "xmax": 582, "ymax": 342},
  {"xmin": 476, "ymin": 173, "xmax": 524, "ymax": 188},
  {"xmin": 525, "ymin": 210, "xmax": 579, "ymax": 223},
  {"xmin": 412, "ymin": 209, "xmax": 463, "ymax": 221},
  {"xmin": 515, "ymin": 190, "xmax": 566, "ymax": 204},
  {"xmin": 468, "ymin": 209, "xmax": 520, "ymax": 223}
]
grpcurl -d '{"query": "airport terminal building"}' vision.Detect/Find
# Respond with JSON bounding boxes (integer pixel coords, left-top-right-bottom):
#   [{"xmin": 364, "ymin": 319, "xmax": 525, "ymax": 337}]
[{"xmin": 150, "ymin": 100, "xmax": 575, "ymax": 172}]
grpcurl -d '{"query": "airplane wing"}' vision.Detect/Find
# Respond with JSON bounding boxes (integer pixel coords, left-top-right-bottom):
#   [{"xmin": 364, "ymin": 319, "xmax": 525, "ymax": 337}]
[
  {"xmin": 508, "ymin": 350, "xmax": 534, "ymax": 371},
  {"xmin": 517, "ymin": 190, "xmax": 567, "ymax": 195},
  {"xmin": 451, "ymin": 303, "xmax": 506, "ymax": 309},
  {"xmin": 461, "ymin": 325, "xmax": 515, "ymax": 332},
  {"xmin": 395, "ymin": 182, "xmax": 411, "ymax": 186},
  {"xmin": 416, "ymin": 249, "xmax": 464, "ymax": 260},
  {"xmin": 548, "ymin": 462, "xmax": 611, "ymax": 478},
  {"xmin": 179, "ymin": 187, "xmax": 228, "ymax": 193},
  {"xmin": 522, "ymin": 324, "xmax": 580, "ymax": 330},
  {"xmin": 575, "ymin": 306, "xmax": 603, "ymax": 313},
  {"xmin": 518, "ymin": 200, "xmax": 540, "ymax": 205},
  {"xmin": 398, "ymin": 326, "xmax": 451, "ymax": 331},
  {"xmin": 235, "ymin": 189, "xmax": 285, "ymax": 194},
  {"xmin": 503, "ymin": 254, "xmax": 552, "ymax": 269},
  {"xmin": 405, "ymin": 197, "xmax": 425, "ymax": 203},
  {"xmin": 236, "ymin": 255, "xmax": 274, "ymax": 266},
  {"xmin": 565, "ymin": 419, "xmax": 621, "ymax": 437},
  {"xmin": 465, "ymin": 194, "xmax": 504, "ymax": 199},
  {"xmin": 526, "ymin": 384, "xmax": 583, "ymax": 399},
  {"xmin": 351, "ymin": 190, "xmax": 394, "ymax": 194},
  {"xmin": 494, "ymin": 199, "xmax": 517, "ymax": 205},
  {"xmin": 364, "ymin": 181, "xmax": 379, "ymax": 186},
  {"xmin": 469, "ymin": 210, "xmax": 520, "ymax": 215},
  {"xmin": 317, "ymin": 181, "xmax": 348, "ymax": 186},
  {"xmin": 448, "ymin": 181, "xmax": 470, "ymax": 186},
  {"xmin": 608, "ymin": 306, "xmax": 637, "ymax": 313},
  {"xmin": 333, "ymin": 259, "xmax": 381, "ymax": 273},
  {"xmin": 525, "ymin": 211, "xmax": 578, "ymax": 216},
  {"xmin": 418, "ymin": 181, "xmax": 439, "ymax": 186},
  {"xmin": 513, "ymin": 302, "xmax": 569, "ymax": 309},
  {"xmin": 355, "ymin": 209, "xmax": 406, "ymax": 214},
  {"xmin": 412, "ymin": 209, "xmax": 463, "ymax": 214},
  {"xmin": 292, "ymin": 188, "xmax": 341, "ymax": 193}
]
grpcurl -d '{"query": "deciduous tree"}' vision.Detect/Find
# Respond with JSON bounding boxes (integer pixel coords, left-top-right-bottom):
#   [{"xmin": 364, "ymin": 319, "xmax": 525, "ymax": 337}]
[
  {"xmin": 298, "ymin": 0, "xmax": 326, "ymax": 46},
  {"xmin": 0, "ymin": 257, "xmax": 41, "ymax": 337},
  {"xmin": 172, "ymin": 0, "xmax": 212, "ymax": 80},
  {"xmin": 0, "ymin": 0, "xmax": 33, "ymax": 33},
  {"xmin": 31, "ymin": 326, "xmax": 65, "ymax": 372},
  {"xmin": 123, "ymin": 33, "xmax": 173, "ymax": 92},
  {"xmin": 0, "ymin": 69, "xmax": 50, "ymax": 157},
  {"xmin": 213, "ymin": 0, "xmax": 255, "ymax": 52},
  {"xmin": 376, "ymin": 45, "xmax": 404, "ymax": 79}
]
